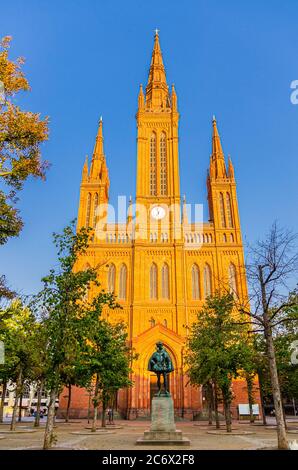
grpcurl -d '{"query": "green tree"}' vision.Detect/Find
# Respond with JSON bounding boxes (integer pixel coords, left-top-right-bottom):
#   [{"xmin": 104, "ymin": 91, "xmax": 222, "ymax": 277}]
[
  {"xmin": 186, "ymin": 293, "xmax": 248, "ymax": 433},
  {"xmin": 77, "ymin": 304, "xmax": 134, "ymax": 431},
  {"xmin": 0, "ymin": 299, "xmax": 36, "ymax": 429},
  {"xmin": 0, "ymin": 36, "xmax": 49, "ymax": 245},
  {"xmin": 33, "ymin": 221, "xmax": 114, "ymax": 449},
  {"xmin": 239, "ymin": 223, "xmax": 298, "ymax": 449}
]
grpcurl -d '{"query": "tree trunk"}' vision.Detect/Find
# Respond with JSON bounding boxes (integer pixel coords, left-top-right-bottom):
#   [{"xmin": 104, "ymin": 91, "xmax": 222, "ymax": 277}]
[
  {"xmin": 87, "ymin": 389, "xmax": 91, "ymax": 424},
  {"xmin": 265, "ymin": 330, "xmax": 288, "ymax": 448},
  {"xmin": 101, "ymin": 391, "xmax": 106, "ymax": 428},
  {"xmin": 213, "ymin": 381, "xmax": 220, "ymax": 429},
  {"xmin": 43, "ymin": 388, "xmax": 57, "ymax": 449},
  {"xmin": 0, "ymin": 380, "xmax": 7, "ymax": 423},
  {"xmin": 282, "ymin": 403, "xmax": 287, "ymax": 430},
  {"xmin": 257, "ymin": 370, "xmax": 267, "ymax": 425},
  {"xmin": 91, "ymin": 404, "xmax": 98, "ymax": 432},
  {"xmin": 223, "ymin": 398, "xmax": 232, "ymax": 433},
  {"xmin": 207, "ymin": 382, "xmax": 213, "ymax": 425},
  {"xmin": 246, "ymin": 373, "xmax": 255, "ymax": 423},
  {"xmin": 18, "ymin": 390, "xmax": 23, "ymax": 422},
  {"xmin": 34, "ymin": 380, "xmax": 43, "ymax": 428},
  {"xmin": 65, "ymin": 383, "xmax": 72, "ymax": 423},
  {"xmin": 10, "ymin": 368, "xmax": 22, "ymax": 431},
  {"xmin": 221, "ymin": 382, "xmax": 232, "ymax": 433},
  {"xmin": 259, "ymin": 265, "xmax": 288, "ymax": 449},
  {"xmin": 91, "ymin": 375, "xmax": 100, "ymax": 432}
]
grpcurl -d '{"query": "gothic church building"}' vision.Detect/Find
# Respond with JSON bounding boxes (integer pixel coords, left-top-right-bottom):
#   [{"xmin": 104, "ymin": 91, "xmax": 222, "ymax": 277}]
[{"xmin": 60, "ymin": 32, "xmax": 255, "ymax": 418}]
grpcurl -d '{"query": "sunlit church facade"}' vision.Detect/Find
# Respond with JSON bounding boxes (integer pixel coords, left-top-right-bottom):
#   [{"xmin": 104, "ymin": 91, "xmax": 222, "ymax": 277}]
[{"xmin": 59, "ymin": 33, "xmax": 258, "ymax": 419}]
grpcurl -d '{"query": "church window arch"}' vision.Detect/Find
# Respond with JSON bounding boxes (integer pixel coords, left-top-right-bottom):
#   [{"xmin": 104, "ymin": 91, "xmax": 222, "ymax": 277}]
[
  {"xmin": 160, "ymin": 132, "xmax": 167, "ymax": 195},
  {"xmin": 86, "ymin": 193, "xmax": 91, "ymax": 227},
  {"xmin": 150, "ymin": 132, "xmax": 157, "ymax": 195},
  {"xmin": 226, "ymin": 193, "xmax": 233, "ymax": 227},
  {"xmin": 219, "ymin": 192, "xmax": 226, "ymax": 228},
  {"xmin": 203, "ymin": 264, "xmax": 212, "ymax": 298},
  {"xmin": 119, "ymin": 264, "xmax": 127, "ymax": 300},
  {"xmin": 228, "ymin": 263, "xmax": 238, "ymax": 297},
  {"xmin": 150, "ymin": 263, "xmax": 158, "ymax": 299},
  {"xmin": 191, "ymin": 264, "xmax": 200, "ymax": 300},
  {"xmin": 108, "ymin": 264, "xmax": 116, "ymax": 293},
  {"xmin": 161, "ymin": 263, "xmax": 170, "ymax": 299},
  {"xmin": 93, "ymin": 193, "xmax": 98, "ymax": 228}
]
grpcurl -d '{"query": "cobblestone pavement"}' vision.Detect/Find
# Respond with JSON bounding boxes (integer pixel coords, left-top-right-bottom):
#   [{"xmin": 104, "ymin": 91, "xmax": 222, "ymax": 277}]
[{"xmin": 0, "ymin": 419, "xmax": 297, "ymax": 450}]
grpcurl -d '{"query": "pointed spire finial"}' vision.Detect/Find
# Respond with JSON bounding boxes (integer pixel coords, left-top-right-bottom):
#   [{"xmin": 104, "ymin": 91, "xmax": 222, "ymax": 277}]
[
  {"xmin": 127, "ymin": 195, "xmax": 133, "ymax": 225},
  {"xmin": 212, "ymin": 114, "xmax": 216, "ymax": 122},
  {"xmin": 145, "ymin": 30, "xmax": 169, "ymax": 109},
  {"xmin": 154, "ymin": 28, "xmax": 160, "ymax": 36},
  {"xmin": 228, "ymin": 154, "xmax": 235, "ymax": 179},
  {"xmin": 91, "ymin": 117, "xmax": 105, "ymax": 178},
  {"xmin": 138, "ymin": 84, "xmax": 144, "ymax": 110},
  {"xmin": 210, "ymin": 117, "xmax": 227, "ymax": 178},
  {"xmin": 182, "ymin": 195, "xmax": 188, "ymax": 224},
  {"xmin": 82, "ymin": 155, "xmax": 89, "ymax": 181}
]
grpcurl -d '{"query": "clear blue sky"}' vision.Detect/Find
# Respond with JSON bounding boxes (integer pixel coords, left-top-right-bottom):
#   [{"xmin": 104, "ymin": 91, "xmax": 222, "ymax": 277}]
[{"xmin": 1, "ymin": 0, "xmax": 297, "ymax": 297}]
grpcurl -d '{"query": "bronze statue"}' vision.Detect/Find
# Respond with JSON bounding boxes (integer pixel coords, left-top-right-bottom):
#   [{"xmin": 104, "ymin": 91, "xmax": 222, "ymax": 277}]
[{"xmin": 148, "ymin": 341, "xmax": 174, "ymax": 396}]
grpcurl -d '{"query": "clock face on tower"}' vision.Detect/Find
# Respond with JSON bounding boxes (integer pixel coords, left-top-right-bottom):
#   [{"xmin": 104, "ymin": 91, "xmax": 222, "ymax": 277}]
[{"xmin": 151, "ymin": 206, "xmax": 166, "ymax": 220}]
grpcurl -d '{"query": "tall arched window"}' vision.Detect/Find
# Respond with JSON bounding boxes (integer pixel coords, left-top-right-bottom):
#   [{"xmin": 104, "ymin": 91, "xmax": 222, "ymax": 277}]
[
  {"xmin": 108, "ymin": 264, "xmax": 116, "ymax": 293},
  {"xmin": 150, "ymin": 133, "xmax": 157, "ymax": 196},
  {"xmin": 86, "ymin": 192, "xmax": 91, "ymax": 227},
  {"xmin": 150, "ymin": 263, "xmax": 158, "ymax": 299},
  {"xmin": 119, "ymin": 264, "xmax": 127, "ymax": 300},
  {"xmin": 161, "ymin": 263, "xmax": 170, "ymax": 299},
  {"xmin": 191, "ymin": 264, "xmax": 200, "ymax": 300},
  {"xmin": 226, "ymin": 193, "xmax": 233, "ymax": 227},
  {"xmin": 160, "ymin": 132, "xmax": 167, "ymax": 195},
  {"xmin": 93, "ymin": 193, "xmax": 98, "ymax": 228},
  {"xmin": 219, "ymin": 193, "xmax": 226, "ymax": 228},
  {"xmin": 203, "ymin": 264, "xmax": 212, "ymax": 298},
  {"xmin": 228, "ymin": 263, "xmax": 237, "ymax": 297}
]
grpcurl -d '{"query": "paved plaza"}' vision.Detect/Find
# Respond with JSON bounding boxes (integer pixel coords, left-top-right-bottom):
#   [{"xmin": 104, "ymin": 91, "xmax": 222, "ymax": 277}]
[{"xmin": 0, "ymin": 418, "xmax": 298, "ymax": 450}]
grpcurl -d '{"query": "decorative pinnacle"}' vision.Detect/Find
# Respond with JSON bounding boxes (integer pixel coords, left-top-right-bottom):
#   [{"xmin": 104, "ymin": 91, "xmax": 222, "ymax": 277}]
[
  {"xmin": 99, "ymin": 115, "xmax": 103, "ymax": 123},
  {"xmin": 154, "ymin": 28, "xmax": 160, "ymax": 36},
  {"xmin": 212, "ymin": 114, "xmax": 216, "ymax": 122}
]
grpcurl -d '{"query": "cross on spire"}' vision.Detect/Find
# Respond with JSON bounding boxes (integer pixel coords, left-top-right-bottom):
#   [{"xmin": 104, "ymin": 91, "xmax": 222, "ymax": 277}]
[{"xmin": 154, "ymin": 28, "xmax": 159, "ymax": 36}]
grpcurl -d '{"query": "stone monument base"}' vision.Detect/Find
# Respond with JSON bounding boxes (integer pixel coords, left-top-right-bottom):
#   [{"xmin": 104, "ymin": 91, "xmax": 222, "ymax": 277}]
[{"xmin": 136, "ymin": 396, "xmax": 190, "ymax": 446}]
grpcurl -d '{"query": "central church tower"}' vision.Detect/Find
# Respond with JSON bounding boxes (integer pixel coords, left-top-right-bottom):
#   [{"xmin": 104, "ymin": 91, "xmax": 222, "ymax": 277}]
[{"xmin": 136, "ymin": 31, "xmax": 180, "ymax": 209}]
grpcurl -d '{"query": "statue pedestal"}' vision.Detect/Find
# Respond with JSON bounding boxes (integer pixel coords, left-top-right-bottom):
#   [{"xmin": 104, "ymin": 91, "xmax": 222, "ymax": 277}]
[{"xmin": 136, "ymin": 396, "xmax": 190, "ymax": 446}]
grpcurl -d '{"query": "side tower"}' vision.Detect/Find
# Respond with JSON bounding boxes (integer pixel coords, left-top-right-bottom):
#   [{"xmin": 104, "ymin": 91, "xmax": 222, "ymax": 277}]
[
  {"xmin": 207, "ymin": 116, "xmax": 248, "ymax": 302},
  {"xmin": 77, "ymin": 118, "xmax": 110, "ymax": 233}
]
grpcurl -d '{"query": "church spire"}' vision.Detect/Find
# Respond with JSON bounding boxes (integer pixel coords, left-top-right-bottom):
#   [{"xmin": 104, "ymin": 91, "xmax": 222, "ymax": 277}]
[
  {"xmin": 145, "ymin": 30, "xmax": 170, "ymax": 110},
  {"xmin": 138, "ymin": 84, "xmax": 144, "ymax": 110},
  {"xmin": 93, "ymin": 116, "xmax": 104, "ymax": 158},
  {"xmin": 81, "ymin": 155, "xmax": 88, "ymax": 182},
  {"xmin": 209, "ymin": 116, "xmax": 227, "ymax": 179},
  {"xmin": 228, "ymin": 155, "xmax": 235, "ymax": 180},
  {"xmin": 90, "ymin": 117, "xmax": 107, "ymax": 180},
  {"xmin": 182, "ymin": 195, "xmax": 188, "ymax": 224}
]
